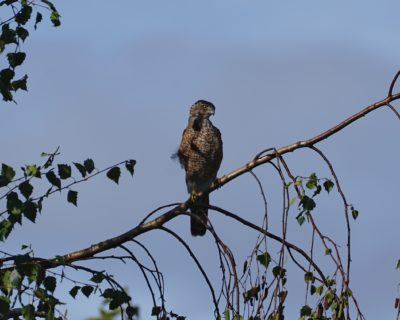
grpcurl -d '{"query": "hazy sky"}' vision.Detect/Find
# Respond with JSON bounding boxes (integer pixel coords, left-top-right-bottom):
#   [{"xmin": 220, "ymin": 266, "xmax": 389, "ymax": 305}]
[{"xmin": 1, "ymin": 1, "xmax": 400, "ymax": 319}]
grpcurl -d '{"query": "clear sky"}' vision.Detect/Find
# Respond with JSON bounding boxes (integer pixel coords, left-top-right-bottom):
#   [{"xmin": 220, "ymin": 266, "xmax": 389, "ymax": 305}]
[{"xmin": 1, "ymin": 0, "xmax": 400, "ymax": 319}]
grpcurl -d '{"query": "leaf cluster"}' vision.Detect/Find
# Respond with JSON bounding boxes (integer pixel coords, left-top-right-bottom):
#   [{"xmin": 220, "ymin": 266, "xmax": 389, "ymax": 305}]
[
  {"xmin": 0, "ymin": 0, "xmax": 60, "ymax": 102},
  {"xmin": 0, "ymin": 150, "xmax": 136, "ymax": 319}
]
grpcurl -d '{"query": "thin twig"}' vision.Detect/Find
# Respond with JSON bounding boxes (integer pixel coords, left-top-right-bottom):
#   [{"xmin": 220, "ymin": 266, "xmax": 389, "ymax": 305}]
[{"xmin": 160, "ymin": 227, "xmax": 221, "ymax": 318}]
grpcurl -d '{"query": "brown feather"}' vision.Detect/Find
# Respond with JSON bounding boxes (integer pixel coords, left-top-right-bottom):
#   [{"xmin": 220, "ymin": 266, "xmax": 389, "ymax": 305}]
[{"xmin": 178, "ymin": 100, "xmax": 223, "ymax": 236}]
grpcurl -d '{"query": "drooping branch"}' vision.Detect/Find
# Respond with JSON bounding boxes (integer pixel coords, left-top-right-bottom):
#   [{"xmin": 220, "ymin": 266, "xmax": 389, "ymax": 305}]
[
  {"xmin": 207, "ymin": 205, "xmax": 328, "ymax": 286},
  {"xmin": 7, "ymin": 81, "xmax": 399, "ymax": 275},
  {"xmin": 213, "ymin": 88, "xmax": 400, "ymax": 193}
]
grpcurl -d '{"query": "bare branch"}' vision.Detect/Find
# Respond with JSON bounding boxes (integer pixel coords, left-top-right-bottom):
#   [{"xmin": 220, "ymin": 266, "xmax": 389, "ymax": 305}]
[
  {"xmin": 388, "ymin": 70, "xmax": 400, "ymax": 97},
  {"xmin": 208, "ymin": 205, "xmax": 329, "ymax": 286},
  {"xmin": 160, "ymin": 227, "xmax": 221, "ymax": 318}
]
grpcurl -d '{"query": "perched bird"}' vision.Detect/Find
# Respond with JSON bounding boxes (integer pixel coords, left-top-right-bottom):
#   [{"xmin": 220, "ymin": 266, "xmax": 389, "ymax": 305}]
[{"xmin": 177, "ymin": 100, "xmax": 223, "ymax": 236}]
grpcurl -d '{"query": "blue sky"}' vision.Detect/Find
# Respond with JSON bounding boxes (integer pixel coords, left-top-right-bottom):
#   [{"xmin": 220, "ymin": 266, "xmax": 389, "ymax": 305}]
[{"xmin": 1, "ymin": 0, "xmax": 400, "ymax": 319}]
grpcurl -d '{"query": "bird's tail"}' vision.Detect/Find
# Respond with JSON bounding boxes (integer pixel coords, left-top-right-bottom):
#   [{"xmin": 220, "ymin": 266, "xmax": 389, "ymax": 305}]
[{"xmin": 190, "ymin": 194, "xmax": 209, "ymax": 236}]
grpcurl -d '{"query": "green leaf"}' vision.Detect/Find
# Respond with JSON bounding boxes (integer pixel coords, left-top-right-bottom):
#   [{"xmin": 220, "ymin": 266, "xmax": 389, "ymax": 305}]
[
  {"xmin": 324, "ymin": 290, "xmax": 335, "ymax": 308},
  {"xmin": 2, "ymin": 270, "xmax": 13, "ymax": 294},
  {"xmin": 23, "ymin": 201, "xmax": 37, "ymax": 222},
  {"xmin": 0, "ymin": 68, "xmax": 15, "ymax": 101},
  {"xmin": 101, "ymin": 288, "xmax": 114, "ymax": 299},
  {"xmin": 351, "ymin": 208, "xmax": 359, "ymax": 220},
  {"xmin": 325, "ymin": 248, "xmax": 332, "ymax": 255},
  {"xmin": 323, "ymin": 180, "xmax": 334, "ymax": 193},
  {"xmin": 10, "ymin": 269, "xmax": 22, "ymax": 288},
  {"xmin": 0, "ymin": 68, "xmax": 15, "ymax": 83},
  {"xmin": 12, "ymin": 74, "xmax": 28, "ymax": 91},
  {"xmin": 26, "ymin": 165, "xmax": 40, "ymax": 178},
  {"xmin": 299, "ymin": 195, "xmax": 316, "ymax": 211},
  {"xmin": 300, "ymin": 305, "xmax": 312, "ymax": 317},
  {"xmin": 289, "ymin": 196, "xmax": 297, "ymax": 206},
  {"xmin": 84, "ymin": 159, "xmax": 95, "ymax": 174},
  {"xmin": 310, "ymin": 285, "xmax": 316, "ymax": 295},
  {"xmin": 0, "ymin": 296, "xmax": 10, "ymax": 317},
  {"xmin": 69, "ymin": 286, "xmax": 80, "ymax": 299},
  {"xmin": 126, "ymin": 306, "xmax": 138, "ymax": 318},
  {"xmin": 316, "ymin": 285, "xmax": 324, "ymax": 295},
  {"xmin": 296, "ymin": 213, "xmax": 305, "ymax": 226},
  {"xmin": 1, "ymin": 24, "xmax": 17, "ymax": 44},
  {"xmin": 34, "ymin": 12, "xmax": 42, "ymax": 29},
  {"xmin": 306, "ymin": 173, "xmax": 318, "ymax": 190},
  {"xmin": 22, "ymin": 263, "xmax": 40, "ymax": 284},
  {"xmin": 304, "ymin": 272, "xmax": 314, "ymax": 283},
  {"xmin": 0, "ymin": 85, "xmax": 13, "ymax": 101},
  {"xmin": 34, "ymin": 287, "xmax": 47, "ymax": 300},
  {"xmin": 125, "ymin": 159, "xmax": 136, "ymax": 176},
  {"xmin": 7, "ymin": 52, "xmax": 26, "ymax": 68},
  {"xmin": 151, "ymin": 306, "xmax": 161, "ymax": 316},
  {"xmin": 7, "ymin": 192, "xmax": 23, "ymax": 216},
  {"xmin": 19, "ymin": 180, "xmax": 33, "ymax": 199},
  {"xmin": 50, "ymin": 10, "xmax": 61, "ymax": 27},
  {"xmin": 73, "ymin": 162, "xmax": 87, "ymax": 177},
  {"xmin": 46, "ymin": 171, "xmax": 61, "ymax": 189},
  {"xmin": 22, "ymin": 304, "xmax": 35, "ymax": 320},
  {"xmin": 81, "ymin": 285, "xmax": 94, "ymax": 298},
  {"xmin": 256, "ymin": 252, "xmax": 271, "ymax": 269},
  {"xmin": 109, "ymin": 290, "xmax": 130, "ymax": 310},
  {"xmin": 57, "ymin": 164, "xmax": 71, "ymax": 179},
  {"xmin": 16, "ymin": 26, "xmax": 29, "ymax": 42},
  {"xmin": 2, "ymin": 163, "xmax": 16, "ymax": 183},
  {"xmin": 67, "ymin": 190, "xmax": 78, "ymax": 206},
  {"xmin": 107, "ymin": 167, "xmax": 121, "ymax": 184},
  {"xmin": 396, "ymin": 259, "xmax": 400, "ymax": 270},
  {"xmin": 272, "ymin": 266, "xmax": 286, "ymax": 278},
  {"xmin": 90, "ymin": 273, "xmax": 104, "ymax": 284},
  {"xmin": 0, "ymin": 220, "xmax": 14, "ymax": 241},
  {"xmin": 223, "ymin": 309, "xmax": 230, "ymax": 320},
  {"xmin": 43, "ymin": 276, "xmax": 56, "ymax": 293},
  {"xmin": 15, "ymin": 5, "xmax": 32, "ymax": 25}
]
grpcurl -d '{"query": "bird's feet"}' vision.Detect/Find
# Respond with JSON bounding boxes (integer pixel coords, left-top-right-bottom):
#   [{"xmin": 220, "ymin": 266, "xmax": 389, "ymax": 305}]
[
  {"xmin": 213, "ymin": 178, "xmax": 222, "ymax": 189},
  {"xmin": 190, "ymin": 191, "xmax": 198, "ymax": 203}
]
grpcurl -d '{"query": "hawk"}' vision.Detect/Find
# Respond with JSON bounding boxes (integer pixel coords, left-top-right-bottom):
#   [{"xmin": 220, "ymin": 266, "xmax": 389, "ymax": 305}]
[{"xmin": 177, "ymin": 100, "xmax": 223, "ymax": 236}]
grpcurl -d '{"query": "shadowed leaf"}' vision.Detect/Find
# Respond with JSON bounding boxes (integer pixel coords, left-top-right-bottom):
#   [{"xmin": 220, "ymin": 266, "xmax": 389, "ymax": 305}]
[
  {"xmin": 125, "ymin": 159, "xmax": 136, "ymax": 176},
  {"xmin": 323, "ymin": 180, "xmax": 334, "ymax": 193},
  {"xmin": 46, "ymin": 171, "xmax": 61, "ymax": 189},
  {"xmin": 58, "ymin": 164, "xmax": 71, "ymax": 179},
  {"xmin": 19, "ymin": 180, "xmax": 33, "ymax": 199},
  {"xmin": 84, "ymin": 159, "xmax": 95, "ymax": 174},
  {"xmin": 257, "ymin": 252, "xmax": 271, "ymax": 269},
  {"xmin": 73, "ymin": 162, "xmax": 87, "ymax": 177},
  {"xmin": 67, "ymin": 190, "xmax": 78, "ymax": 206},
  {"xmin": 43, "ymin": 276, "xmax": 56, "ymax": 293},
  {"xmin": 107, "ymin": 167, "xmax": 121, "ymax": 184},
  {"xmin": 81, "ymin": 285, "xmax": 94, "ymax": 298},
  {"xmin": 69, "ymin": 286, "xmax": 80, "ymax": 299}
]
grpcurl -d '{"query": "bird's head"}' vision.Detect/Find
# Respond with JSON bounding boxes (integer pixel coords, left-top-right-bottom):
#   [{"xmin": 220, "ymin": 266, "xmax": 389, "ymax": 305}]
[{"xmin": 190, "ymin": 100, "xmax": 216, "ymax": 119}]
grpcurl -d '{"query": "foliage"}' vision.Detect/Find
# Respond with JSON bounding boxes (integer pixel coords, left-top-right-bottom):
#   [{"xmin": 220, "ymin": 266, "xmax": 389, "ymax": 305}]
[
  {"xmin": 0, "ymin": 0, "xmax": 60, "ymax": 102},
  {"xmin": 0, "ymin": 148, "xmax": 136, "ymax": 320},
  {"xmin": 1, "ymin": 2, "xmax": 400, "ymax": 320}
]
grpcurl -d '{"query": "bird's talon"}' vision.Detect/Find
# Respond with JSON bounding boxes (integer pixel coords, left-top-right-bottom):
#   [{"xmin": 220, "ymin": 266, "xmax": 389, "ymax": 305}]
[{"xmin": 190, "ymin": 192, "xmax": 198, "ymax": 203}]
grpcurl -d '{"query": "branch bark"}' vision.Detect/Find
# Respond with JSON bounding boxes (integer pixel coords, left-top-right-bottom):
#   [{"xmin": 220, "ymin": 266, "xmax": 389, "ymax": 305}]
[{"xmin": 25, "ymin": 89, "xmax": 400, "ymax": 275}]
